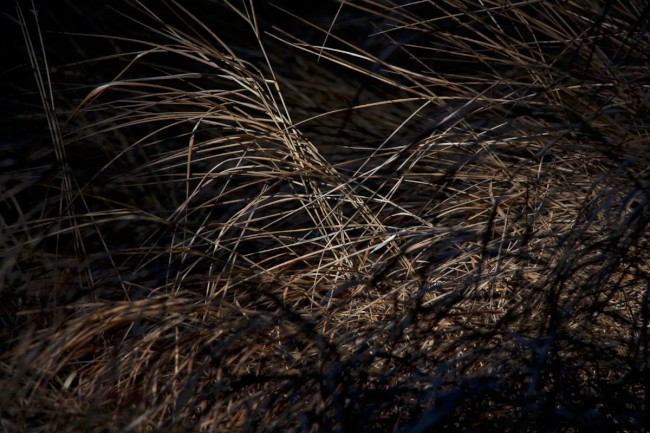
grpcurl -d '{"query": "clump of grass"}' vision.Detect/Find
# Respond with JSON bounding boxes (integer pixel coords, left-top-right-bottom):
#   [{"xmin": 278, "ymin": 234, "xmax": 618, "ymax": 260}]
[{"xmin": 2, "ymin": 1, "xmax": 649, "ymax": 432}]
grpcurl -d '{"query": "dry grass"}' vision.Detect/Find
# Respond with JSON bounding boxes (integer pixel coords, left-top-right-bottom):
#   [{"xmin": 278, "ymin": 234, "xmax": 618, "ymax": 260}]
[{"xmin": 2, "ymin": 0, "xmax": 649, "ymax": 432}]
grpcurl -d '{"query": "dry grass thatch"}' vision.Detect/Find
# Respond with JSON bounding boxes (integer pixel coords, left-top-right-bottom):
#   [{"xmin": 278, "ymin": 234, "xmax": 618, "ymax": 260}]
[{"xmin": 1, "ymin": 0, "xmax": 649, "ymax": 431}]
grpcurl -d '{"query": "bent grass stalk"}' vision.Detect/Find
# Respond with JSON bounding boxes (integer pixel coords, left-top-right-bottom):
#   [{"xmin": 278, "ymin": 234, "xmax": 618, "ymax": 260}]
[{"xmin": 2, "ymin": 1, "xmax": 649, "ymax": 432}]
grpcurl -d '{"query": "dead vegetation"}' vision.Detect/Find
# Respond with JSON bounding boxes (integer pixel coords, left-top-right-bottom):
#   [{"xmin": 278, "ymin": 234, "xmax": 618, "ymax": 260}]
[{"xmin": 1, "ymin": 0, "xmax": 649, "ymax": 432}]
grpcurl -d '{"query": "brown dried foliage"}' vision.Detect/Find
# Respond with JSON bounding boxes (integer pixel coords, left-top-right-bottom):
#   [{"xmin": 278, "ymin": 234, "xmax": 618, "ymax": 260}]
[{"xmin": 1, "ymin": 1, "xmax": 649, "ymax": 432}]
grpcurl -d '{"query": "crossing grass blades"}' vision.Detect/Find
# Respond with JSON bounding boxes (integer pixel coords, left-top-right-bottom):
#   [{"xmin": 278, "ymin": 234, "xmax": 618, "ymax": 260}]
[{"xmin": 1, "ymin": 1, "xmax": 649, "ymax": 431}]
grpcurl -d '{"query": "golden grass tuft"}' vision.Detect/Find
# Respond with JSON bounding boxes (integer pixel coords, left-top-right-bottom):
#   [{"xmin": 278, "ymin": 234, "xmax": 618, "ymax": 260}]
[{"xmin": 2, "ymin": 1, "xmax": 649, "ymax": 431}]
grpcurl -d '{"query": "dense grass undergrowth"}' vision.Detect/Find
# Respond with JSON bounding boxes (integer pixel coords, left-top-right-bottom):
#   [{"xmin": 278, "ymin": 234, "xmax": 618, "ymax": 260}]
[{"xmin": 1, "ymin": 1, "xmax": 649, "ymax": 431}]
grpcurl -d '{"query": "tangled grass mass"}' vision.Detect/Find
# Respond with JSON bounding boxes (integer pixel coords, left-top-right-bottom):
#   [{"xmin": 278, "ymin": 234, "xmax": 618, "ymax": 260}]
[{"xmin": 1, "ymin": 1, "xmax": 649, "ymax": 431}]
